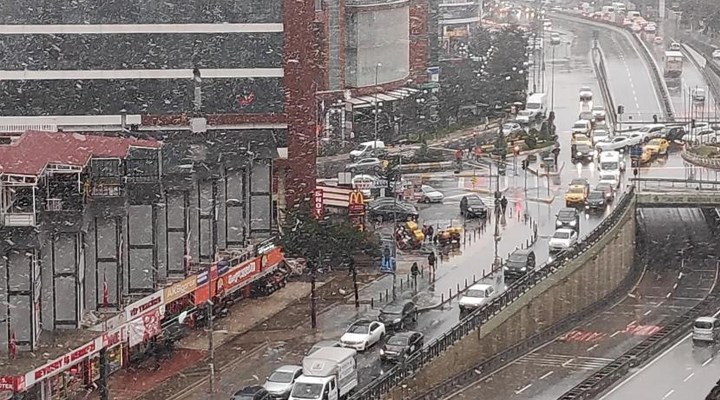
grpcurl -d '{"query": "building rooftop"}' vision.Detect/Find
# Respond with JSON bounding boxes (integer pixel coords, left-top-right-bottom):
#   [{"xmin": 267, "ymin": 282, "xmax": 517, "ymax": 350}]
[{"xmin": 0, "ymin": 130, "xmax": 160, "ymax": 177}]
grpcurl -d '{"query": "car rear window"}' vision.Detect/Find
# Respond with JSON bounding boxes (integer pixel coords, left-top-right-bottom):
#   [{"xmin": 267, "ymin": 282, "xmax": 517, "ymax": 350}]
[{"xmin": 695, "ymin": 321, "xmax": 713, "ymax": 329}]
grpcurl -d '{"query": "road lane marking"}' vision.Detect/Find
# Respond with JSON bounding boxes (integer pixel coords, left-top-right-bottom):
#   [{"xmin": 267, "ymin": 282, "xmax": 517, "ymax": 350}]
[
  {"xmin": 515, "ymin": 384, "xmax": 532, "ymax": 394},
  {"xmin": 587, "ymin": 344, "xmax": 599, "ymax": 352},
  {"xmin": 562, "ymin": 358, "xmax": 574, "ymax": 367},
  {"xmin": 610, "ymin": 330, "xmax": 621, "ymax": 337},
  {"xmin": 663, "ymin": 389, "xmax": 674, "ymax": 399},
  {"xmin": 655, "ymin": 301, "xmax": 664, "ymax": 308},
  {"xmin": 703, "ymin": 357, "xmax": 713, "ymax": 367},
  {"xmin": 684, "ymin": 372, "xmax": 694, "ymax": 382},
  {"xmin": 540, "ymin": 371, "xmax": 554, "ymax": 380},
  {"xmin": 644, "ymin": 310, "xmax": 652, "ymax": 316}
]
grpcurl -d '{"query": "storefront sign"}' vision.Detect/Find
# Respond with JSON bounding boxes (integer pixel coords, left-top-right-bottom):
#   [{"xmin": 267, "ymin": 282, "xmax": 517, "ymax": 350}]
[
  {"xmin": 128, "ymin": 308, "xmax": 163, "ymax": 347},
  {"xmin": 102, "ymin": 327, "xmax": 125, "ymax": 348},
  {"xmin": 313, "ymin": 188, "xmax": 324, "ymax": 219},
  {"xmin": 0, "ymin": 376, "xmax": 23, "ymax": 392},
  {"xmin": 29, "ymin": 338, "xmax": 101, "ymax": 384},
  {"xmin": 125, "ymin": 291, "xmax": 164, "ymax": 320},
  {"xmin": 164, "ymin": 276, "xmax": 197, "ymax": 304},
  {"xmin": 348, "ymin": 191, "xmax": 366, "ymax": 215}
]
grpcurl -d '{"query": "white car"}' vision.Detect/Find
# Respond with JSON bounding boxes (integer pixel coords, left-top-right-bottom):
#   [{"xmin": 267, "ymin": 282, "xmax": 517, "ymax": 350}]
[
  {"xmin": 591, "ymin": 106, "xmax": 606, "ymax": 120},
  {"xmin": 579, "ymin": 86, "xmax": 593, "ymax": 102},
  {"xmin": 592, "ymin": 129, "xmax": 611, "ymax": 145},
  {"xmin": 599, "ymin": 172, "xmax": 620, "ymax": 188},
  {"xmin": 633, "ymin": 124, "xmax": 666, "ymax": 140},
  {"xmin": 693, "ymin": 88, "xmax": 706, "ymax": 102},
  {"xmin": 595, "ymin": 135, "xmax": 630, "ymax": 151},
  {"xmin": 340, "ymin": 320, "xmax": 386, "ymax": 351},
  {"xmin": 419, "ymin": 185, "xmax": 444, "ymax": 203},
  {"xmin": 713, "ymin": 49, "xmax": 720, "ymax": 60},
  {"xmin": 515, "ymin": 110, "xmax": 537, "ymax": 124},
  {"xmin": 548, "ymin": 228, "xmax": 579, "ymax": 253},
  {"xmin": 625, "ymin": 131, "xmax": 647, "ymax": 146},
  {"xmin": 503, "ymin": 122, "xmax": 523, "ymax": 136},
  {"xmin": 459, "ymin": 284, "xmax": 497, "ymax": 312},
  {"xmin": 631, "ymin": 24, "xmax": 642, "ymax": 33},
  {"xmin": 550, "ymin": 33, "xmax": 561, "ymax": 45},
  {"xmin": 572, "ymin": 120, "xmax": 592, "ymax": 135}
]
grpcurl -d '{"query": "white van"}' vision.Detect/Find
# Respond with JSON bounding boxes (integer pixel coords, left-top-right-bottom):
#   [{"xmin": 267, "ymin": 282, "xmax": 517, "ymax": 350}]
[
  {"xmin": 693, "ymin": 317, "xmax": 720, "ymax": 345},
  {"xmin": 627, "ymin": 11, "xmax": 641, "ymax": 20},
  {"xmin": 349, "ymin": 141, "xmax": 385, "ymax": 161},
  {"xmin": 598, "ymin": 151, "xmax": 624, "ymax": 174},
  {"xmin": 525, "ymin": 93, "xmax": 548, "ymax": 119}
]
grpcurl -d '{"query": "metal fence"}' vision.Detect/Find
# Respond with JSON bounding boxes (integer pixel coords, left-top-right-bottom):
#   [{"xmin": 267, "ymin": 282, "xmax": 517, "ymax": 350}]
[
  {"xmin": 631, "ymin": 176, "xmax": 720, "ymax": 191},
  {"xmin": 348, "ymin": 186, "xmax": 636, "ymax": 400},
  {"xmin": 591, "ymin": 46, "xmax": 618, "ymax": 129}
]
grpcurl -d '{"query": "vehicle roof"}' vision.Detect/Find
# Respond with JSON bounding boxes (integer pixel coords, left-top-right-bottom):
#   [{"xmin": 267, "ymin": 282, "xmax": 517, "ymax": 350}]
[
  {"xmin": 305, "ymin": 347, "xmax": 357, "ymax": 361},
  {"xmin": 695, "ymin": 316, "xmax": 717, "ymax": 323},
  {"xmin": 510, "ymin": 248, "xmax": 533, "ymax": 256},
  {"xmin": 641, "ymin": 123, "xmax": 666, "ymax": 129},
  {"xmin": 589, "ymin": 190, "xmax": 605, "ymax": 196},
  {"xmin": 558, "ymin": 208, "xmax": 578, "ymax": 216},
  {"xmin": 555, "ymin": 228, "xmax": 575, "ymax": 234},
  {"xmin": 275, "ymin": 365, "xmax": 303, "ymax": 373},
  {"xmin": 312, "ymin": 340, "xmax": 340, "ymax": 347},
  {"xmin": 389, "ymin": 330, "xmax": 421, "ymax": 339},
  {"xmin": 573, "ymin": 120, "xmax": 590, "ymax": 125},
  {"xmin": 596, "ymin": 182, "xmax": 613, "ymax": 188},
  {"xmin": 570, "ymin": 178, "xmax": 589, "ymax": 184},
  {"xmin": 235, "ymin": 386, "xmax": 266, "ymax": 394},
  {"xmin": 468, "ymin": 283, "xmax": 493, "ymax": 291},
  {"xmin": 382, "ymin": 298, "xmax": 414, "ymax": 308}
]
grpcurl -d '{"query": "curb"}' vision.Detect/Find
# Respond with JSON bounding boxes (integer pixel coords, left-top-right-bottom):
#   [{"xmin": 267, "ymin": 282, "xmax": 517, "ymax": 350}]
[
  {"xmin": 681, "ymin": 149, "xmax": 720, "ymax": 170},
  {"xmin": 527, "ymin": 195, "xmax": 556, "ymax": 204},
  {"xmin": 465, "ymin": 186, "xmax": 510, "ymax": 195}
]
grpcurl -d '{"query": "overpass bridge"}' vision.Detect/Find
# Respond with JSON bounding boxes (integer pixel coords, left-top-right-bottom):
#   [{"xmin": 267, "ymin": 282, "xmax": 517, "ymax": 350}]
[{"xmin": 632, "ymin": 177, "xmax": 720, "ymax": 207}]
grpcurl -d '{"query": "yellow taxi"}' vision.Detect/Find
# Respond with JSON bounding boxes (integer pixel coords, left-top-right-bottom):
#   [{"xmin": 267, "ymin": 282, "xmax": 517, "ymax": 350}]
[
  {"xmin": 640, "ymin": 148, "xmax": 653, "ymax": 164},
  {"xmin": 643, "ymin": 138, "xmax": 669, "ymax": 156},
  {"xmin": 572, "ymin": 134, "xmax": 592, "ymax": 147},
  {"xmin": 565, "ymin": 186, "xmax": 589, "ymax": 207}
]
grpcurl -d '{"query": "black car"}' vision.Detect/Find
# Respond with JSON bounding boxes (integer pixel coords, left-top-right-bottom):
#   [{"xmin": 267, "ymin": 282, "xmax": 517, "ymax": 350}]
[
  {"xmin": 460, "ymin": 195, "xmax": 488, "ymax": 218},
  {"xmin": 662, "ymin": 126, "xmax": 687, "ymax": 142},
  {"xmin": 572, "ymin": 143, "xmax": 595, "ymax": 163},
  {"xmin": 595, "ymin": 182, "xmax": 615, "ymax": 202},
  {"xmin": 232, "ymin": 386, "xmax": 271, "ymax": 400},
  {"xmin": 368, "ymin": 202, "xmax": 419, "ymax": 222},
  {"xmin": 555, "ymin": 208, "xmax": 580, "ymax": 232},
  {"xmin": 380, "ymin": 331, "xmax": 424, "ymax": 363},
  {"xmin": 378, "ymin": 299, "xmax": 417, "ymax": 330},
  {"xmin": 585, "ymin": 190, "xmax": 607, "ymax": 212},
  {"xmin": 504, "ymin": 249, "xmax": 536, "ymax": 280}
]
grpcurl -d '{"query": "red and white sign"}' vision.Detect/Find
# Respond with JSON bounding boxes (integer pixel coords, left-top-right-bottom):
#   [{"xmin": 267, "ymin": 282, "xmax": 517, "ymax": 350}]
[
  {"xmin": 102, "ymin": 326, "xmax": 126, "ymax": 348},
  {"xmin": 313, "ymin": 188, "xmax": 324, "ymax": 219},
  {"xmin": 125, "ymin": 291, "xmax": 164, "ymax": 320},
  {"xmin": 27, "ymin": 338, "xmax": 101, "ymax": 385},
  {"xmin": 128, "ymin": 308, "xmax": 163, "ymax": 347}
]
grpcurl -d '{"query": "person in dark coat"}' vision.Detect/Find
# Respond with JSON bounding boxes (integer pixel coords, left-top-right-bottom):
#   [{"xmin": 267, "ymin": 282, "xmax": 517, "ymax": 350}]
[
  {"xmin": 500, "ymin": 196, "xmax": 508, "ymax": 215},
  {"xmin": 426, "ymin": 225, "xmax": 434, "ymax": 242}
]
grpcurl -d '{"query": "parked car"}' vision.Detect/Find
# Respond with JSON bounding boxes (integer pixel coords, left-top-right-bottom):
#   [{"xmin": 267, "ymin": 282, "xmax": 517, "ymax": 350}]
[
  {"xmin": 503, "ymin": 122, "xmax": 524, "ymax": 136},
  {"xmin": 459, "ymin": 284, "xmax": 497, "ymax": 313},
  {"xmin": 378, "ymin": 299, "xmax": 417, "ymax": 330},
  {"xmin": 419, "ymin": 185, "xmax": 444, "ymax": 203},
  {"xmin": 367, "ymin": 202, "xmax": 419, "ymax": 222},
  {"xmin": 460, "ymin": 194, "xmax": 488, "ymax": 218},
  {"xmin": 349, "ymin": 140, "xmax": 386, "ymax": 161},
  {"xmin": 380, "ymin": 331, "xmax": 424, "ymax": 363},
  {"xmin": 340, "ymin": 320, "xmax": 385, "ymax": 351},
  {"xmin": 595, "ymin": 182, "xmax": 616, "ymax": 202},
  {"xmin": 596, "ymin": 135, "xmax": 630, "ymax": 151},
  {"xmin": 693, "ymin": 317, "xmax": 720, "ymax": 345},
  {"xmin": 548, "ymin": 228, "xmax": 579, "ymax": 253},
  {"xmin": 504, "ymin": 249, "xmax": 536, "ymax": 280},
  {"xmin": 635, "ymin": 124, "xmax": 666, "ymax": 140},
  {"xmin": 306, "ymin": 340, "xmax": 341, "ymax": 356},
  {"xmin": 579, "ymin": 86, "xmax": 593, "ymax": 102},
  {"xmin": 264, "ymin": 365, "xmax": 303, "ymax": 399},
  {"xmin": 661, "ymin": 125, "xmax": 687, "ymax": 142},
  {"xmin": 585, "ymin": 190, "xmax": 608, "ymax": 213},
  {"xmin": 232, "ymin": 386, "xmax": 271, "ymax": 400},
  {"xmin": 556, "ymin": 208, "xmax": 580, "ymax": 232},
  {"xmin": 345, "ymin": 157, "xmax": 383, "ymax": 174}
]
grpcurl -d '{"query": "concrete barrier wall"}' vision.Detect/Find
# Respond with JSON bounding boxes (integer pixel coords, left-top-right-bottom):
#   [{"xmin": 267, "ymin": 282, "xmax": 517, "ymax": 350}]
[{"xmin": 388, "ymin": 196, "xmax": 637, "ymax": 399}]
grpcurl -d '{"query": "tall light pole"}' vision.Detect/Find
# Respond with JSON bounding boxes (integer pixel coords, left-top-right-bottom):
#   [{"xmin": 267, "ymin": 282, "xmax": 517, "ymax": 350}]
[
  {"xmin": 374, "ymin": 62, "xmax": 383, "ymax": 143},
  {"xmin": 551, "ymin": 42, "xmax": 557, "ymax": 112}
]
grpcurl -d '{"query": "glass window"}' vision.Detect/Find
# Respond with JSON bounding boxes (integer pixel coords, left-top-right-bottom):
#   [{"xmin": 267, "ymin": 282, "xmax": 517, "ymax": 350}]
[{"xmin": 268, "ymin": 371, "xmax": 295, "ymax": 383}]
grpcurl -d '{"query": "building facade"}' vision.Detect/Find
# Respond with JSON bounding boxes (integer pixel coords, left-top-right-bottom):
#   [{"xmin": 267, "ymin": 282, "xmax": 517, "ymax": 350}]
[{"xmin": 0, "ymin": 0, "xmax": 318, "ymax": 361}]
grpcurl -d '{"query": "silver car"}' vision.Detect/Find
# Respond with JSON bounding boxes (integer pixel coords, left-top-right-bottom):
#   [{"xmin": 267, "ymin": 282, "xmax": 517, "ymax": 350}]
[
  {"xmin": 263, "ymin": 365, "xmax": 303, "ymax": 399},
  {"xmin": 345, "ymin": 157, "xmax": 383, "ymax": 174}
]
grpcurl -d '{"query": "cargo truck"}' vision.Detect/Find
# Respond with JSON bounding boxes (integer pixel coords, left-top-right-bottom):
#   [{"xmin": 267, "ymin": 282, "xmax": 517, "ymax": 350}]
[{"xmin": 289, "ymin": 347, "xmax": 358, "ymax": 400}]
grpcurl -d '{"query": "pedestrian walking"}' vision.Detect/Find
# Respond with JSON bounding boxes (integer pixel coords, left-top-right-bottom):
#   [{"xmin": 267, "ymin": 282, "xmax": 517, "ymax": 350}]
[
  {"xmin": 428, "ymin": 252, "xmax": 436, "ymax": 271},
  {"xmin": 467, "ymin": 145, "xmax": 474, "ymax": 159},
  {"xmin": 500, "ymin": 195, "xmax": 508, "ymax": 216},
  {"xmin": 427, "ymin": 225, "xmax": 434, "ymax": 243}
]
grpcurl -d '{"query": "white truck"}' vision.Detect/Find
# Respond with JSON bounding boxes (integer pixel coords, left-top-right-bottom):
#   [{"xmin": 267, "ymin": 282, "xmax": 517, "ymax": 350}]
[
  {"xmin": 289, "ymin": 347, "xmax": 358, "ymax": 400},
  {"xmin": 524, "ymin": 93, "xmax": 548, "ymax": 120}
]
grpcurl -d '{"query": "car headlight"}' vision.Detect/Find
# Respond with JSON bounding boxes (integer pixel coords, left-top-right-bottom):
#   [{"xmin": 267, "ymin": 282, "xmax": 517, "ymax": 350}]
[
  {"xmin": 504, "ymin": 266, "xmax": 509, "ymax": 270},
  {"xmin": 570, "ymin": 220, "xmax": 577, "ymax": 226},
  {"xmin": 521, "ymin": 267, "xmax": 527, "ymax": 271},
  {"xmin": 380, "ymin": 349, "xmax": 385, "ymax": 355},
  {"xmin": 393, "ymin": 318, "xmax": 401, "ymax": 324}
]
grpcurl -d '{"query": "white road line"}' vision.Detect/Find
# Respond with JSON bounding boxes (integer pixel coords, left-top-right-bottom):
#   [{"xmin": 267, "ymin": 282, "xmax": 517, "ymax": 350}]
[
  {"xmin": 703, "ymin": 357, "xmax": 713, "ymax": 367},
  {"xmin": 663, "ymin": 389, "xmax": 675, "ymax": 399},
  {"xmin": 666, "ymin": 292, "xmax": 672, "ymax": 298},
  {"xmin": 683, "ymin": 372, "xmax": 694, "ymax": 382},
  {"xmin": 562, "ymin": 358, "xmax": 574, "ymax": 367},
  {"xmin": 610, "ymin": 330, "xmax": 621, "ymax": 338},
  {"xmin": 515, "ymin": 384, "xmax": 532, "ymax": 394},
  {"xmin": 587, "ymin": 344, "xmax": 599, "ymax": 352},
  {"xmin": 655, "ymin": 301, "xmax": 664, "ymax": 308},
  {"xmin": 644, "ymin": 310, "xmax": 652, "ymax": 316},
  {"xmin": 540, "ymin": 371, "xmax": 554, "ymax": 380},
  {"xmin": 673, "ymin": 283, "xmax": 679, "ymax": 290}
]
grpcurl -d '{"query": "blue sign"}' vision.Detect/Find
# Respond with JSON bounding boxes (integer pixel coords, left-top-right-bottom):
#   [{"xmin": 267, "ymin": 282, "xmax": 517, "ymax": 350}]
[
  {"xmin": 217, "ymin": 260, "xmax": 230, "ymax": 276},
  {"xmin": 380, "ymin": 256, "xmax": 397, "ymax": 274},
  {"xmin": 630, "ymin": 145, "xmax": 643, "ymax": 159}
]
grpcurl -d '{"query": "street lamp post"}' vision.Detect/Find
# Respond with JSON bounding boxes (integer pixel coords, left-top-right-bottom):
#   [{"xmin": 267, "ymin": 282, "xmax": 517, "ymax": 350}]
[
  {"xmin": 207, "ymin": 297, "xmax": 215, "ymax": 399},
  {"xmin": 391, "ymin": 155, "xmax": 402, "ymax": 301},
  {"xmin": 374, "ymin": 63, "xmax": 383, "ymax": 143},
  {"xmin": 551, "ymin": 42, "xmax": 557, "ymax": 112}
]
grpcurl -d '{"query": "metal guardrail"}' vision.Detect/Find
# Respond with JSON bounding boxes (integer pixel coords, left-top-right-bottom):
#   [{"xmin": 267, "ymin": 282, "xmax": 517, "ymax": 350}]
[
  {"xmin": 348, "ymin": 186, "xmax": 637, "ymax": 400},
  {"xmin": 591, "ymin": 47, "xmax": 618, "ymax": 129},
  {"xmin": 631, "ymin": 177, "xmax": 720, "ymax": 191},
  {"xmin": 558, "ymin": 267, "xmax": 720, "ymax": 399}
]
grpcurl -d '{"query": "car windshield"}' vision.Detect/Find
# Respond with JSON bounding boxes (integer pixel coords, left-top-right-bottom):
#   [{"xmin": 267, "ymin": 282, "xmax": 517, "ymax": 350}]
[
  {"xmin": 601, "ymin": 162, "xmax": 618, "ymax": 170},
  {"xmin": 648, "ymin": 139, "xmax": 663, "ymax": 145},
  {"xmin": 526, "ymin": 103, "xmax": 541, "ymax": 110},
  {"xmin": 558, "ymin": 211, "xmax": 575, "ymax": 220},
  {"xmin": 519, "ymin": 110, "xmax": 533, "ymax": 116},
  {"xmin": 465, "ymin": 289, "xmax": 487, "ymax": 298},
  {"xmin": 573, "ymin": 122, "xmax": 587, "ymax": 129},
  {"xmin": 570, "ymin": 179, "xmax": 587, "ymax": 186},
  {"xmin": 233, "ymin": 395, "xmax": 255, "ymax": 400},
  {"xmin": 589, "ymin": 191, "xmax": 604, "ymax": 200},
  {"xmin": 508, "ymin": 253, "xmax": 527, "ymax": 262},
  {"xmin": 268, "ymin": 371, "xmax": 295, "ymax": 383},
  {"xmin": 387, "ymin": 336, "xmax": 410, "ymax": 346},
  {"xmin": 382, "ymin": 304, "xmax": 404, "ymax": 314},
  {"xmin": 348, "ymin": 324, "xmax": 370, "ymax": 334},
  {"xmin": 577, "ymin": 145, "xmax": 592, "ymax": 152},
  {"xmin": 553, "ymin": 231, "xmax": 571, "ymax": 239},
  {"xmin": 467, "ymin": 197, "xmax": 484, "ymax": 205},
  {"xmin": 695, "ymin": 321, "xmax": 713, "ymax": 329},
  {"xmin": 422, "ymin": 185, "xmax": 436, "ymax": 193},
  {"xmin": 569, "ymin": 187, "xmax": 584, "ymax": 193},
  {"xmin": 601, "ymin": 175, "xmax": 616, "ymax": 181},
  {"xmin": 291, "ymin": 383, "xmax": 323, "ymax": 399},
  {"xmin": 595, "ymin": 130, "xmax": 607, "ymax": 136},
  {"xmin": 354, "ymin": 144, "xmax": 369, "ymax": 151}
]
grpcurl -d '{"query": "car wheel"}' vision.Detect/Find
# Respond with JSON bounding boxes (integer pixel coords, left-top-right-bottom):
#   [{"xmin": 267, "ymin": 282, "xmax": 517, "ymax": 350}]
[
  {"xmin": 423, "ymin": 197, "xmax": 430, "ymax": 203},
  {"xmin": 349, "ymin": 168, "xmax": 356, "ymax": 174}
]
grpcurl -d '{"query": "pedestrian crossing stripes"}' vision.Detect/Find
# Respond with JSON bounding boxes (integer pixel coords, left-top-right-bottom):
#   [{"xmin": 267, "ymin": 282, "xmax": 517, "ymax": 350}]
[
  {"xmin": 623, "ymin": 322, "xmax": 662, "ymax": 336},
  {"xmin": 515, "ymin": 353, "xmax": 612, "ymax": 371},
  {"xmin": 557, "ymin": 329, "xmax": 607, "ymax": 343}
]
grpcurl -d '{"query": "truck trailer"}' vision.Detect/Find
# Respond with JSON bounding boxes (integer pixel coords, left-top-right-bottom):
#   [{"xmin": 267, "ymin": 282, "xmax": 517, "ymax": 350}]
[{"xmin": 289, "ymin": 347, "xmax": 358, "ymax": 400}]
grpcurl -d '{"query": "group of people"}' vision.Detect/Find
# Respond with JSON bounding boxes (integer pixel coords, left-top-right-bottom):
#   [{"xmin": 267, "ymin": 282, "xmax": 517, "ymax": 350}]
[{"xmin": 422, "ymin": 224, "xmax": 435, "ymax": 243}]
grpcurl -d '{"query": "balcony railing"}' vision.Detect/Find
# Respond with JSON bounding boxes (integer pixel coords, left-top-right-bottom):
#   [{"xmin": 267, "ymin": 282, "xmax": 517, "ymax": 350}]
[{"xmin": 2, "ymin": 213, "xmax": 36, "ymax": 227}]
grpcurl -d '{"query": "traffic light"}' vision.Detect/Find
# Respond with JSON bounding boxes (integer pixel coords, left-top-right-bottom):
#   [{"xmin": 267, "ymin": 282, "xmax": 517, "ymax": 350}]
[
  {"xmin": 617, "ymin": 105, "xmax": 625, "ymax": 115},
  {"xmin": 692, "ymin": 119, "xmax": 696, "ymax": 128},
  {"xmin": 521, "ymin": 159, "xmax": 529, "ymax": 170},
  {"xmin": 513, "ymin": 145, "xmax": 521, "ymax": 155}
]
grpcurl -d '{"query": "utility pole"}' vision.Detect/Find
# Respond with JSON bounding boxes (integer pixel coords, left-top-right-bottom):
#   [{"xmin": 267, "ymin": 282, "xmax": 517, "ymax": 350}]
[
  {"xmin": 493, "ymin": 160, "xmax": 502, "ymax": 269},
  {"xmin": 351, "ymin": 258, "xmax": 360, "ymax": 309},
  {"xmin": 391, "ymin": 155, "xmax": 402, "ymax": 301},
  {"xmin": 99, "ymin": 348, "xmax": 109, "ymax": 400},
  {"xmin": 207, "ymin": 298, "xmax": 215, "ymax": 399},
  {"xmin": 374, "ymin": 63, "xmax": 383, "ymax": 143},
  {"xmin": 310, "ymin": 258, "xmax": 318, "ymax": 328}
]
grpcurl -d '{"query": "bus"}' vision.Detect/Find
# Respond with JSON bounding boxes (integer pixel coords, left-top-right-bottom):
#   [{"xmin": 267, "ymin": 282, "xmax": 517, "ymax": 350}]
[{"xmin": 663, "ymin": 51, "xmax": 683, "ymax": 78}]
